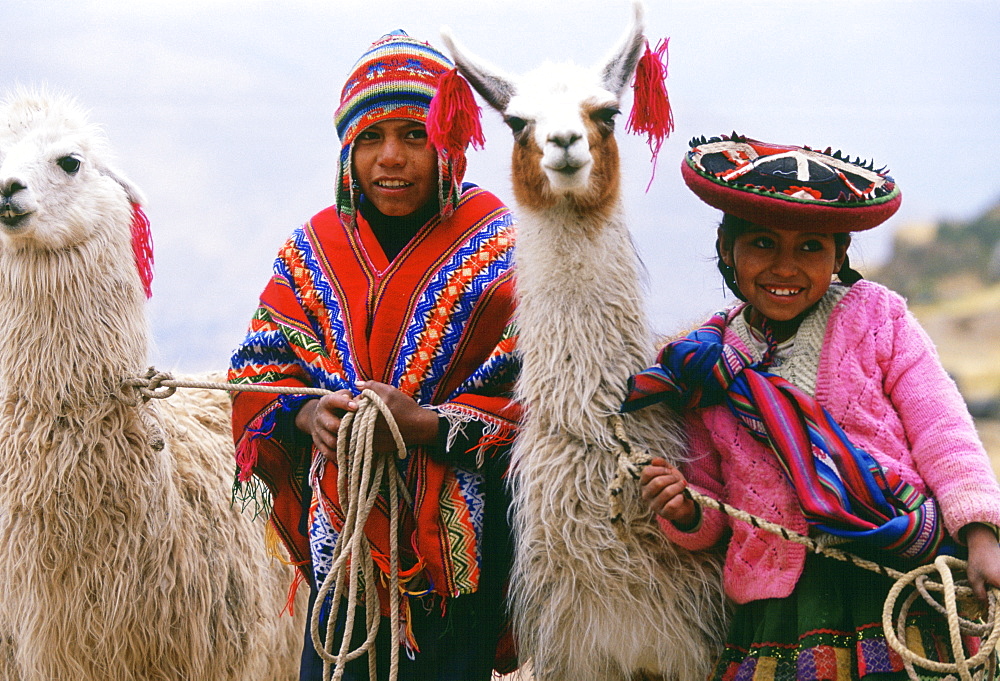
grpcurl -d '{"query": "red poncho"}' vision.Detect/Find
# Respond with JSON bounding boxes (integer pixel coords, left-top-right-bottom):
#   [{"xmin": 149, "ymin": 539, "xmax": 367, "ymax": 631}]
[{"xmin": 229, "ymin": 186, "xmax": 519, "ymax": 603}]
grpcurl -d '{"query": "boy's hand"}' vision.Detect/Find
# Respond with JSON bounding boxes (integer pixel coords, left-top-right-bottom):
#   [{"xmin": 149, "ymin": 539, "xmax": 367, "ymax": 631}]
[
  {"xmin": 295, "ymin": 390, "xmax": 358, "ymax": 461},
  {"xmin": 296, "ymin": 382, "xmax": 439, "ymax": 460},
  {"xmin": 354, "ymin": 381, "xmax": 439, "ymax": 454}
]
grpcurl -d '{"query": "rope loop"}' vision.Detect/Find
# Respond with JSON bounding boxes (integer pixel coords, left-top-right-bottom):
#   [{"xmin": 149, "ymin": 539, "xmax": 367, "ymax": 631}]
[
  {"xmin": 883, "ymin": 555, "xmax": 1000, "ymax": 681},
  {"xmin": 130, "ymin": 367, "xmax": 177, "ymax": 401},
  {"xmin": 607, "ymin": 413, "xmax": 652, "ymax": 524}
]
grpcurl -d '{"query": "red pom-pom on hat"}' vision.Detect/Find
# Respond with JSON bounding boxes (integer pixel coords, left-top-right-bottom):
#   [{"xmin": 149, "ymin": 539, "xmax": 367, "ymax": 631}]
[{"xmin": 427, "ymin": 68, "xmax": 486, "ymax": 159}]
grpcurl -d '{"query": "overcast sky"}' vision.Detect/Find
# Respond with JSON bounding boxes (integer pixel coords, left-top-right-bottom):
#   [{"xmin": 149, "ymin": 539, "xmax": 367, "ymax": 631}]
[{"xmin": 5, "ymin": 0, "xmax": 999, "ymax": 372}]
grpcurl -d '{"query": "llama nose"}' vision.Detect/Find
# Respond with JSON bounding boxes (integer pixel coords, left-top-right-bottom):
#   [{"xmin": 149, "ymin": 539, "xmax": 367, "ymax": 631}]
[
  {"xmin": 548, "ymin": 132, "xmax": 582, "ymax": 149},
  {"xmin": 0, "ymin": 178, "xmax": 26, "ymax": 198}
]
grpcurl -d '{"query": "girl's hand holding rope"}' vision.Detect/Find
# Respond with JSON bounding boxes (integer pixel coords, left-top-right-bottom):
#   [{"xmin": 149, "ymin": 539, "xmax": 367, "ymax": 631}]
[
  {"xmin": 640, "ymin": 456, "xmax": 699, "ymax": 529},
  {"xmin": 963, "ymin": 523, "xmax": 1000, "ymax": 602}
]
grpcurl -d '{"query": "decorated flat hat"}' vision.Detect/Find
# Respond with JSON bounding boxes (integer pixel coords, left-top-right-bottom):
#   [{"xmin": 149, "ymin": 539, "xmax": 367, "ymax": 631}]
[{"xmin": 681, "ymin": 133, "xmax": 901, "ymax": 232}]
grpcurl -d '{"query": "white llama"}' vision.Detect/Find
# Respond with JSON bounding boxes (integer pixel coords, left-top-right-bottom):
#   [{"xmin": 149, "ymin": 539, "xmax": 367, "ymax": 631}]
[
  {"xmin": 0, "ymin": 90, "xmax": 303, "ymax": 681},
  {"xmin": 442, "ymin": 5, "xmax": 728, "ymax": 680}
]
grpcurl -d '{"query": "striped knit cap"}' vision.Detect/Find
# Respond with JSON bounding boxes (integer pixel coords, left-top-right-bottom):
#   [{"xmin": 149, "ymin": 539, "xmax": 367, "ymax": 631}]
[{"xmin": 333, "ymin": 30, "xmax": 466, "ymax": 227}]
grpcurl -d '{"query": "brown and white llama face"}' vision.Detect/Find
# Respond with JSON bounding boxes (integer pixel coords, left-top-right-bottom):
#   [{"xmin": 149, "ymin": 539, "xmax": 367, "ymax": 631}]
[
  {"xmin": 0, "ymin": 93, "xmax": 142, "ymax": 251},
  {"xmin": 501, "ymin": 64, "xmax": 624, "ymax": 211},
  {"xmin": 442, "ymin": 0, "xmax": 646, "ymax": 213}
]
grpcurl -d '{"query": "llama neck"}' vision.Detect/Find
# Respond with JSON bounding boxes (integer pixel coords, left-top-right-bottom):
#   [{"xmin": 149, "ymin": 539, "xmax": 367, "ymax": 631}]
[
  {"xmin": 513, "ymin": 199, "xmax": 654, "ymax": 441},
  {"xmin": 0, "ymin": 236, "xmax": 149, "ymax": 409}
]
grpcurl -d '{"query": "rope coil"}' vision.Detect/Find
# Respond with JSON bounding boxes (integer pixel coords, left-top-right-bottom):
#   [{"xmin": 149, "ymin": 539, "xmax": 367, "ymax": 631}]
[
  {"xmin": 884, "ymin": 556, "xmax": 999, "ymax": 681},
  {"xmin": 309, "ymin": 389, "xmax": 410, "ymax": 681}
]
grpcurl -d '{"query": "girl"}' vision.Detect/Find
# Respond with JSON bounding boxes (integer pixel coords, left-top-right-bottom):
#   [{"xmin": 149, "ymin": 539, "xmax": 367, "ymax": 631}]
[{"xmin": 623, "ymin": 134, "xmax": 1000, "ymax": 680}]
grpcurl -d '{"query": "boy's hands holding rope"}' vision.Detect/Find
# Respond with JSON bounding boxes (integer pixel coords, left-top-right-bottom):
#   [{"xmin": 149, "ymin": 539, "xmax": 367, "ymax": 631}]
[{"xmin": 295, "ymin": 381, "xmax": 439, "ymax": 460}]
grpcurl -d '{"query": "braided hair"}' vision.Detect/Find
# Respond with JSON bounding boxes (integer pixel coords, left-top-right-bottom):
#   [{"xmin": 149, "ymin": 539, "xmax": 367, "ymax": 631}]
[{"xmin": 715, "ymin": 213, "xmax": 863, "ymax": 302}]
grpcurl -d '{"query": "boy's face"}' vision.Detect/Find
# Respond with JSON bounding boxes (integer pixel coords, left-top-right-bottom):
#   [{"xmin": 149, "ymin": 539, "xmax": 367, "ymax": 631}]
[
  {"xmin": 719, "ymin": 225, "xmax": 848, "ymax": 325},
  {"xmin": 352, "ymin": 119, "xmax": 438, "ymax": 217}
]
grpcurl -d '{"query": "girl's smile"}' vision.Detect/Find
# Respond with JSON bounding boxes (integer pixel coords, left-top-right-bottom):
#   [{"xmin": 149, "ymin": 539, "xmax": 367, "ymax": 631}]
[{"xmin": 719, "ymin": 225, "xmax": 848, "ymax": 341}]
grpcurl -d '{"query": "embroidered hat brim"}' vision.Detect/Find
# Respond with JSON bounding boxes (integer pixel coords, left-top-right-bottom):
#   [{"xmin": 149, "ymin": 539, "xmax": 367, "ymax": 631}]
[{"xmin": 682, "ymin": 134, "xmax": 902, "ymax": 233}]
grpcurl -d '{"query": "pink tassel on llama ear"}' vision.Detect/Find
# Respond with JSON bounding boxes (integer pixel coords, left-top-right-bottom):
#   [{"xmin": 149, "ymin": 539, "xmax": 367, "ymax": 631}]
[
  {"xmin": 626, "ymin": 38, "xmax": 675, "ymax": 190},
  {"xmin": 130, "ymin": 202, "xmax": 154, "ymax": 298},
  {"xmin": 427, "ymin": 68, "xmax": 486, "ymax": 158}
]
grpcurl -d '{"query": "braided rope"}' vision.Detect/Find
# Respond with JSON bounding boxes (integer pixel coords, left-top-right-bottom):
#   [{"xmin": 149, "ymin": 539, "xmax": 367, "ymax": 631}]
[
  {"xmin": 608, "ymin": 414, "xmax": 654, "ymax": 525},
  {"xmin": 310, "ymin": 389, "xmax": 410, "ymax": 681},
  {"xmin": 123, "ymin": 367, "xmax": 337, "ymax": 401},
  {"xmin": 609, "ymin": 434, "xmax": 999, "ymax": 680}
]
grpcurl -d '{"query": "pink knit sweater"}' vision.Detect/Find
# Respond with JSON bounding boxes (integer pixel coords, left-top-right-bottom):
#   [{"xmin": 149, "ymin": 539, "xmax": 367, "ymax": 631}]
[{"xmin": 660, "ymin": 280, "xmax": 1000, "ymax": 604}]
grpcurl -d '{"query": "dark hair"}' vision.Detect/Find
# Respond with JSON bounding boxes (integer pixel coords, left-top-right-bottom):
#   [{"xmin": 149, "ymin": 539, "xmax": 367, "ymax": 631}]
[{"xmin": 715, "ymin": 213, "xmax": 863, "ymax": 301}]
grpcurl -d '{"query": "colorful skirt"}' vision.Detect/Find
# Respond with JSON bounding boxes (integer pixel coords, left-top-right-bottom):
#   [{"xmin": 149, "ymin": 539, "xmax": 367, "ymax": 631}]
[{"xmin": 710, "ymin": 552, "xmax": 989, "ymax": 681}]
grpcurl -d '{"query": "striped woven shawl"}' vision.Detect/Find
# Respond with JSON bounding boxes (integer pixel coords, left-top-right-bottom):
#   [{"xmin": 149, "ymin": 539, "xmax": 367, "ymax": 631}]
[{"xmin": 623, "ymin": 311, "xmax": 944, "ymax": 563}]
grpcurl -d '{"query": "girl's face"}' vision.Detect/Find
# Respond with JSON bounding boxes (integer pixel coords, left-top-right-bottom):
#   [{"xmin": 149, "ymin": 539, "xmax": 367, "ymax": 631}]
[{"xmin": 719, "ymin": 225, "xmax": 848, "ymax": 330}]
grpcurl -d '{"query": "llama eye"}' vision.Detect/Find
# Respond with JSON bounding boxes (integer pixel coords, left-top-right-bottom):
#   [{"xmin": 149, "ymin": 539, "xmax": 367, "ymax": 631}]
[
  {"xmin": 591, "ymin": 107, "xmax": 620, "ymax": 128},
  {"xmin": 57, "ymin": 156, "xmax": 81, "ymax": 174},
  {"xmin": 504, "ymin": 116, "xmax": 527, "ymax": 134}
]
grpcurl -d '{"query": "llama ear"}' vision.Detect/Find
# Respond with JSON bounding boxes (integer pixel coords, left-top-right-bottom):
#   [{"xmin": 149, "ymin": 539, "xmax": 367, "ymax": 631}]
[
  {"xmin": 440, "ymin": 27, "xmax": 517, "ymax": 113},
  {"xmin": 600, "ymin": 0, "xmax": 646, "ymax": 96},
  {"xmin": 99, "ymin": 164, "xmax": 147, "ymax": 207}
]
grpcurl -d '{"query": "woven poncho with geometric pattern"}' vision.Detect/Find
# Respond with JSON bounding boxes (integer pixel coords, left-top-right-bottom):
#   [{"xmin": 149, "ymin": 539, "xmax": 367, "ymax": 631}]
[{"xmin": 228, "ymin": 184, "xmax": 519, "ymax": 605}]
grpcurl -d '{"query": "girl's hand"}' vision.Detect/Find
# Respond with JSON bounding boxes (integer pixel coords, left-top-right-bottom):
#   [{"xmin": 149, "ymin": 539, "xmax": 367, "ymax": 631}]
[
  {"xmin": 294, "ymin": 390, "xmax": 358, "ymax": 461},
  {"xmin": 964, "ymin": 523, "xmax": 1000, "ymax": 602},
  {"xmin": 640, "ymin": 457, "xmax": 699, "ymax": 528}
]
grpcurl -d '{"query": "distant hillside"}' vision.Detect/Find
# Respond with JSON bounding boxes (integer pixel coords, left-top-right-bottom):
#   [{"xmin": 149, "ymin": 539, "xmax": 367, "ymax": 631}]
[
  {"xmin": 870, "ymin": 200, "xmax": 1000, "ymax": 403},
  {"xmin": 873, "ymin": 202, "xmax": 1000, "ymax": 303},
  {"xmin": 869, "ymin": 201, "xmax": 1000, "ymax": 468}
]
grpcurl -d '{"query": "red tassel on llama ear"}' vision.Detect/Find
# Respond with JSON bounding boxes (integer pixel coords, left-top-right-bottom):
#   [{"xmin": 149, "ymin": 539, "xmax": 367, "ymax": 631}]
[
  {"xmin": 130, "ymin": 202, "xmax": 154, "ymax": 298},
  {"xmin": 626, "ymin": 38, "xmax": 675, "ymax": 191},
  {"xmin": 427, "ymin": 68, "xmax": 486, "ymax": 159}
]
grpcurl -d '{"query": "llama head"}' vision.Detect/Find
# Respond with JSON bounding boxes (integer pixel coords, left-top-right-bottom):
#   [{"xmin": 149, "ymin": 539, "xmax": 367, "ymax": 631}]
[
  {"xmin": 0, "ymin": 90, "xmax": 145, "ymax": 252},
  {"xmin": 441, "ymin": 0, "xmax": 646, "ymax": 215}
]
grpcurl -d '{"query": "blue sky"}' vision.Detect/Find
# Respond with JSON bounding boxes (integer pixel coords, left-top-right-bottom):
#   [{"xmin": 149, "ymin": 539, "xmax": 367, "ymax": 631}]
[{"xmin": 6, "ymin": 0, "xmax": 999, "ymax": 371}]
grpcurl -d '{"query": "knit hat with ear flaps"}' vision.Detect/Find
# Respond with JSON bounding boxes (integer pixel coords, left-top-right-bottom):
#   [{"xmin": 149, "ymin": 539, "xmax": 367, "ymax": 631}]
[
  {"xmin": 333, "ymin": 30, "xmax": 466, "ymax": 228},
  {"xmin": 682, "ymin": 133, "xmax": 902, "ymax": 233}
]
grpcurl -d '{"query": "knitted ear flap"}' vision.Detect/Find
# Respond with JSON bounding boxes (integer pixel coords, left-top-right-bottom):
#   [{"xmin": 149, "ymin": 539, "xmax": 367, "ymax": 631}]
[
  {"xmin": 626, "ymin": 37, "xmax": 674, "ymax": 190},
  {"xmin": 130, "ymin": 202, "xmax": 154, "ymax": 298},
  {"xmin": 427, "ymin": 68, "xmax": 486, "ymax": 158}
]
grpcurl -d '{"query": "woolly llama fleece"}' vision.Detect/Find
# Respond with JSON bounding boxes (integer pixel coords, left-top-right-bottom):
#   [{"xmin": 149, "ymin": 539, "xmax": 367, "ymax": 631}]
[
  {"xmin": 442, "ymin": 4, "xmax": 728, "ymax": 679},
  {"xmin": 0, "ymin": 90, "xmax": 303, "ymax": 680}
]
